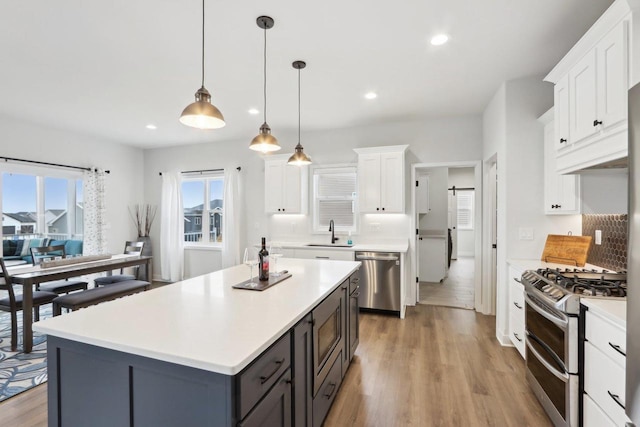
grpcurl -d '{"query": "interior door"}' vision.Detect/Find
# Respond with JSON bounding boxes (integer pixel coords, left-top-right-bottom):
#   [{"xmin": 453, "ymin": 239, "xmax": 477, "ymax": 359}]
[
  {"xmin": 448, "ymin": 191, "xmax": 457, "ymax": 261},
  {"xmin": 490, "ymin": 162, "xmax": 498, "ymax": 315}
]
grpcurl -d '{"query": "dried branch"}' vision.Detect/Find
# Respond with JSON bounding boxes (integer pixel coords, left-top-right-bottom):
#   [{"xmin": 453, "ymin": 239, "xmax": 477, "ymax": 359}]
[{"xmin": 129, "ymin": 204, "xmax": 157, "ymax": 237}]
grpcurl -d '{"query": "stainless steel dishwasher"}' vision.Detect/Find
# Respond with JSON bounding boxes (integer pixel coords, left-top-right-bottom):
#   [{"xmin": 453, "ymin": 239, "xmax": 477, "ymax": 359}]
[{"xmin": 355, "ymin": 251, "xmax": 401, "ymax": 313}]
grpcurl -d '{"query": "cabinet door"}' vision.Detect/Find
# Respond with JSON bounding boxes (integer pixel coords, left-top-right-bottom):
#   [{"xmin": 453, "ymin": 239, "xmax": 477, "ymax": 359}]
[
  {"xmin": 349, "ymin": 286, "xmax": 360, "ymax": 361},
  {"xmin": 554, "ymin": 75, "xmax": 571, "ymax": 151},
  {"xmin": 239, "ymin": 370, "xmax": 292, "ymax": 427},
  {"xmin": 265, "ymin": 162, "xmax": 284, "ymax": 213},
  {"xmin": 597, "ymin": 21, "xmax": 628, "ymax": 131},
  {"xmin": 569, "ymin": 49, "xmax": 598, "ymax": 144},
  {"xmin": 357, "ymin": 153, "xmax": 381, "ymax": 212},
  {"xmin": 380, "ymin": 152, "xmax": 404, "ymax": 213},
  {"xmin": 417, "ymin": 175, "xmax": 430, "ymax": 213},
  {"xmin": 293, "ymin": 316, "xmax": 313, "ymax": 427},
  {"xmin": 282, "ymin": 165, "xmax": 302, "ymax": 213},
  {"xmin": 544, "ymin": 120, "xmax": 581, "ymax": 215}
]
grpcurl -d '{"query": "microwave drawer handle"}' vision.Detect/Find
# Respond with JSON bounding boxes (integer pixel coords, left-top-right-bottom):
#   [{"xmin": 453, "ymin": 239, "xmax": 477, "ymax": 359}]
[
  {"xmin": 324, "ymin": 382, "xmax": 337, "ymax": 400},
  {"xmin": 525, "ymin": 338, "xmax": 569, "ymax": 382},
  {"xmin": 260, "ymin": 358, "xmax": 285, "ymax": 384},
  {"xmin": 524, "ymin": 294, "xmax": 568, "ymax": 329},
  {"xmin": 355, "ymin": 255, "xmax": 399, "ymax": 261}
]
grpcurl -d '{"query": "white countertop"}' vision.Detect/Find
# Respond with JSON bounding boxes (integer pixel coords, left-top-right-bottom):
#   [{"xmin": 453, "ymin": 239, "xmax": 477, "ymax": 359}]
[
  {"xmin": 34, "ymin": 258, "xmax": 360, "ymax": 375},
  {"xmin": 278, "ymin": 241, "xmax": 409, "ymax": 253},
  {"xmin": 507, "ymin": 258, "xmax": 608, "ymax": 272},
  {"xmin": 581, "ymin": 299, "xmax": 627, "ymax": 329}
]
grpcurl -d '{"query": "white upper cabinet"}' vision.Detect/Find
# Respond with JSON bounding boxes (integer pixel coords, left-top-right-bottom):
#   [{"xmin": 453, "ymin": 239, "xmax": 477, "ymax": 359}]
[
  {"xmin": 540, "ymin": 108, "xmax": 581, "ymax": 215},
  {"xmin": 544, "ymin": 1, "xmax": 631, "ymax": 174},
  {"xmin": 264, "ymin": 155, "xmax": 308, "ymax": 214},
  {"xmin": 354, "ymin": 145, "xmax": 407, "ymax": 213}
]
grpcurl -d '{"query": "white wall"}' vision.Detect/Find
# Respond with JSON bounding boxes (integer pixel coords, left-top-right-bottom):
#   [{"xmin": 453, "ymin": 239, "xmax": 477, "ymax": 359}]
[
  {"xmin": 144, "ymin": 115, "xmax": 483, "ymax": 279},
  {"xmin": 482, "ymin": 76, "xmax": 583, "ymax": 343},
  {"xmin": 0, "ymin": 115, "xmax": 144, "ymax": 254},
  {"xmin": 448, "ymin": 167, "xmax": 475, "ymax": 256}
]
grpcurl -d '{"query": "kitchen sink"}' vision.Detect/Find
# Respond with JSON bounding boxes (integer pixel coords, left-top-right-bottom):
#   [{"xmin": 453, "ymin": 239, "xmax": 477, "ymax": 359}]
[{"xmin": 305, "ymin": 244, "xmax": 354, "ymax": 248}]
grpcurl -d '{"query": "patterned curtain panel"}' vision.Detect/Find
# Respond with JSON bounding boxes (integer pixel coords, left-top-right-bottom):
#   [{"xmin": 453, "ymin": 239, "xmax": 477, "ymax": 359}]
[{"xmin": 83, "ymin": 169, "xmax": 108, "ymax": 254}]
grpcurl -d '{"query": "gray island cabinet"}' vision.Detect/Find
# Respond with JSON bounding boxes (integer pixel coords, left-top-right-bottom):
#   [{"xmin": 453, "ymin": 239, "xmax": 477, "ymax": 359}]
[{"xmin": 35, "ymin": 259, "xmax": 361, "ymax": 427}]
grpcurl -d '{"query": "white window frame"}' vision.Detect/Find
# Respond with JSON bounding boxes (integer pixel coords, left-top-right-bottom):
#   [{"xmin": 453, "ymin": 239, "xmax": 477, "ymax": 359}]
[
  {"xmin": 181, "ymin": 172, "xmax": 224, "ymax": 248},
  {"xmin": 311, "ymin": 164, "xmax": 358, "ymax": 234},
  {"xmin": 0, "ymin": 163, "xmax": 83, "ymax": 242},
  {"xmin": 457, "ymin": 190, "xmax": 474, "ymax": 231}
]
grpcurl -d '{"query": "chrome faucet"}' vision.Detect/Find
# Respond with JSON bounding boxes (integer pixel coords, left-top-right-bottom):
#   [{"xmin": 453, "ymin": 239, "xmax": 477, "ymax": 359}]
[{"xmin": 329, "ymin": 220, "xmax": 339, "ymax": 244}]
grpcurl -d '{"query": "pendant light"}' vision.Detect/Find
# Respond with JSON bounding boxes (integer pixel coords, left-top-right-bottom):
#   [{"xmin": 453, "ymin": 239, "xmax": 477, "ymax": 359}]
[
  {"xmin": 288, "ymin": 61, "xmax": 312, "ymax": 165},
  {"xmin": 179, "ymin": 0, "xmax": 225, "ymax": 129},
  {"xmin": 249, "ymin": 16, "xmax": 281, "ymax": 152}
]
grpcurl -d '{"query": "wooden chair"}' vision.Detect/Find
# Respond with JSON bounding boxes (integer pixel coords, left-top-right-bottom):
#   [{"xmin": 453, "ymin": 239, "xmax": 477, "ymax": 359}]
[
  {"xmin": 0, "ymin": 258, "xmax": 58, "ymax": 351},
  {"xmin": 30, "ymin": 246, "xmax": 88, "ymax": 294},
  {"xmin": 94, "ymin": 241, "xmax": 145, "ymax": 287}
]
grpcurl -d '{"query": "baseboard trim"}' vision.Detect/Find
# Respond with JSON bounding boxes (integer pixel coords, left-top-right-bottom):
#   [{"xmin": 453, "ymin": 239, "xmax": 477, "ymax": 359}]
[{"xmin": 497, "ymin": 333, "xmax": 514, "ymax": 347}]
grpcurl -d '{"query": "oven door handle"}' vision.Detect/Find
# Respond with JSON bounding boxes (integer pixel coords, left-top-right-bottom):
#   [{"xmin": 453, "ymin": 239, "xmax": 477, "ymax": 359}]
[
  {"xmin": 525, "ymin": 337, "xmax": 569, "ymax": 382},
  {"xmin": 524, "ymin": 293, "xmax": 568, "ymax": 330}
]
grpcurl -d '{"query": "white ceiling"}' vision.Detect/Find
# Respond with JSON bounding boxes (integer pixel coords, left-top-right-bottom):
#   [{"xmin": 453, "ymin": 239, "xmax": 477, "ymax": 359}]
[{"xmin": 0, "ymin": 0, "xmax": 614, "ymax": 149}]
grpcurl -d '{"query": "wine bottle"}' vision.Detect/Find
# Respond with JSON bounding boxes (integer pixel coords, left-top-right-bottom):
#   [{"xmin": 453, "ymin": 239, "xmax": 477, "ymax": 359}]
[{"xmin": 259, "ymin": 237, "xmax": 270, "ymax": 281}]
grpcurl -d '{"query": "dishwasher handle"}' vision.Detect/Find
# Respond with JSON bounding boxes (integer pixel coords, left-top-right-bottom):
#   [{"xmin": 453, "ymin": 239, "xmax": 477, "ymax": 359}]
[{"xmin": 355, "ymin": 255, "xmax": 399, "ymax": 261}]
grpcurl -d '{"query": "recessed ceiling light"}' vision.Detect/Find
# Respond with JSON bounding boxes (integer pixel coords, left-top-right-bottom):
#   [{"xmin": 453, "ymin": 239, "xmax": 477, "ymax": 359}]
[
  {"xmin": 145, "ymin": 124, "xmax": 157, "ymax": 130},
  {"xmin": 248, "ymin": 108, "xmax": 260, "ymax": 115},
  {"xmin": 430, "ymin": 34, "xmax": 449, "ymax": 46},
  {"xmin": 364, "ymin": 92, "xmax": 378, "ymax": 100}
]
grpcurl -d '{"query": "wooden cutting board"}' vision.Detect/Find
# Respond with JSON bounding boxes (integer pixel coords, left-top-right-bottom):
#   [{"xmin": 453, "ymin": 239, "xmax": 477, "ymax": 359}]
[{"xmin": 541, "ymin": 235, "xmax": 592, "ymax": 267}]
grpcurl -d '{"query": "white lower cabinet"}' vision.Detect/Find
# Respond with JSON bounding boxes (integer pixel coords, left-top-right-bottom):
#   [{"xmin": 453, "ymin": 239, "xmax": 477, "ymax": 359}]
[
  {"xmin": 507, "ymin": 265, "xmax": 525, "ymax": 358},
  {"xmin": 584, "ymin": 394, "xmax": 617, "ymax": 427},
  {"xmin": 583, "ymin": 308, "xmax": 629, "ymax": 427}
]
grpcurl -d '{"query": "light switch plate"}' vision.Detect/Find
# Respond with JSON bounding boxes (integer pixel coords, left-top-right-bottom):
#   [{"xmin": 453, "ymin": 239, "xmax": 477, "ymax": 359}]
[
  {"xmin": 595, "ymin": 230, "xmax": 602, "ymax": 245},
  {"xmin": 519, "ymin": 227, "xmax": 534, "ymax": 240}
]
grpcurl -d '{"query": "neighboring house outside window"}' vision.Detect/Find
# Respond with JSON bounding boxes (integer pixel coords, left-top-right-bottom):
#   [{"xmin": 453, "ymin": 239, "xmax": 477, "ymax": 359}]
[
  {"xmin": 182, "ymin": 175, "xmax": 224, "ymax": 245},
  {"xmin": 312, "ymin": 166, "xmax": 357, "ymax": 233},
  {"xmin": 1, "ymin": 170, "xmax": 84, "ymax": 242}
]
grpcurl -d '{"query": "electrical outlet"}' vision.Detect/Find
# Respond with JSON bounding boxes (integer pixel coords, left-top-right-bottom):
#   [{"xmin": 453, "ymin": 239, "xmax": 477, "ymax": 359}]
[
  {"xmin": 519, "ymin": 227, "xmax": 534, "ymax": 241},
  {"xmin": 290, "ymin": 222, "xmax": 296, "ymax": 233},
  {"xmin": 595, "ymin": 230, "xmax": 602, "ymax": 245}
]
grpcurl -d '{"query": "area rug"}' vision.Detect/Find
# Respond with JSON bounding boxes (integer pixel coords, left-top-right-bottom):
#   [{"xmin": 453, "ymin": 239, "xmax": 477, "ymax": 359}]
[{"xmin": 0, "ymin": 308, "xmax": 50, "ymax": 402}]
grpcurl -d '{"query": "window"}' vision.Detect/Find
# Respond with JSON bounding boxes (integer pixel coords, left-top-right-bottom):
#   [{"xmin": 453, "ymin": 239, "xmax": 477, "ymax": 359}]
[
  {"xmin": 312, "ymin": 166, "xmax": 357, "ymax": 233},
  {"xmin": 181, "ymin": 174, "xmax": 224, "ymax": 244},
  {"xmin": 457, "ymin": 190, "xmax": 474, "ymax": 230},
  {"xmin": 2, "ymin": 170, "xmax": 83, "ymax": 240}
]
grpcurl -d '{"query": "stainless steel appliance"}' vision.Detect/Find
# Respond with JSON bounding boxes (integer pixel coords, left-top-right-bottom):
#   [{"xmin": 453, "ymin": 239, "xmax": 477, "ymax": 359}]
[
  {"xmin": 521, "ymin": 268, "xmax": 627, "ymax": 427},
  {"xmin": 355, "ymin": 251, "xmax": 401, "ymax": 313},
  {"xmin": 311, "ymin": 285, "xmax": 344, "ymax": 396},
  {"xmin": 627, "ymin": 82, "xmax": 640, "ymax": 427}
]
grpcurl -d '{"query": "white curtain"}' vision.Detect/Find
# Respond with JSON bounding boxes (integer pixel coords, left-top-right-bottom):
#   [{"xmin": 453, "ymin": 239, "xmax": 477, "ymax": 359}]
[
  {"xmin": 160, "ymin": 171, "xmax": 184, "ymax": 282},
  {"xmin": 222, "ymin": 168, "xmax": 241, "ymax": 268},
  {"xmin": 83, "ymin": 169, "xmax": 108, "ymax": 254}
]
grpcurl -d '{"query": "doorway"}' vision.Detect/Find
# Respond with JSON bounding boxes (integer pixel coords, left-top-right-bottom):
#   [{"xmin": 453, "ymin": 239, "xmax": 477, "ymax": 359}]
[{"xmin": 411, "ymin": 163, "xmax": 481, "ymax": 310}]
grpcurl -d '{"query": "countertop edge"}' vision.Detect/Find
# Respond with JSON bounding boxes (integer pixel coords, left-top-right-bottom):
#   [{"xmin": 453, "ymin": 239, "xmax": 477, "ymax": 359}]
[{"xmin": 580, "ymin": 299, "xmax": 627, "ymax": 329}]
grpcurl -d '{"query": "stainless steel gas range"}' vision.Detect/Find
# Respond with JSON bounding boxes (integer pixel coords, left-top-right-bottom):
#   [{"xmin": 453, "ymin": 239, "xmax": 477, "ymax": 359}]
[{"xmin": 520, "ymin": 268, "xmax": 627, "ymax": 427}]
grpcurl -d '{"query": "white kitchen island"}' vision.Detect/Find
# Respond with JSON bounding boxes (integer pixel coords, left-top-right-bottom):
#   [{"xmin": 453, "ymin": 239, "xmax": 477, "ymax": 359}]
[{"xmin": 34, "ymin": 258, "xmax": 361, "ymax": 427}]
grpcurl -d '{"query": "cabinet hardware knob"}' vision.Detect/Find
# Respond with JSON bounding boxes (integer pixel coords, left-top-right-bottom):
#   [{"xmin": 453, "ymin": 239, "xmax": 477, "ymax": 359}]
[
  {"xmin": 513, "ymin": 302, "xmax": 522, "ymax": 309},
  {"xmin": 382, "ymin": 207, "xmax": 385, "ymax": 211},
  {"xmin": 259, "ymin": 358, "xmax": 285, "ymax": 384},
  {"xmin": 513, "ymin": 332, "xmax": 523, "ymax": 342},
  {"xmin": 559, "ymin": 138, "xmax": 567, "ymax": 143},
  {"xmin": 593, "ymin": 119, "xmax": 603, "ymax": 126},
  {"xmin": 324, "ymin": 382, "xmax": 337, "ymax": 399},
  {"xmin": 282, "ymin": 208, "xmax": 285, "ymax": 212},
  {"xmin": 376, "ymin": 207, "xmax": 380, "ymax": 211}
]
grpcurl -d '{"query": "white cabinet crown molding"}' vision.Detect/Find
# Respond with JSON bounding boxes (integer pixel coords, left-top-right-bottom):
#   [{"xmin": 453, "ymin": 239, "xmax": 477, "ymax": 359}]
[
  {"xmin": 353, "ymin": 144, "xmax": 408, "ymax": 155},
  {"xmin": 545, "ymin": 0, "xmax": 631, "ymax": 84}
]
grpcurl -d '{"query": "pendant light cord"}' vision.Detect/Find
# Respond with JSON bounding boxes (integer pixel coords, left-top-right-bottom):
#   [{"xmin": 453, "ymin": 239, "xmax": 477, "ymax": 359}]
[
  {"xmin": 201, "ymin": 0, "xmax": 205, "ymax": 88},
  {"xmin": 263, "ymin": 24, "xmax": 267, "ymax": 123},
  {"xmin": 298, "ymin": 67, "xmax": 301, "ymax": 144}
]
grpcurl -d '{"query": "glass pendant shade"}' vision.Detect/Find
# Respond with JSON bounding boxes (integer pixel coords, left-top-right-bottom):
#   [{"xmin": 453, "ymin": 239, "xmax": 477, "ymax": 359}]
[
  {"xmin": 180, "ymin": 87, "xmax": 225, "ymax": 129},
  {"xmin": 288, "ymin": 143, "xmax": 312, "ymax": 165},
  {"xmin": 249, "ymin": 122, "xmax": 280, "ymax": 152}
]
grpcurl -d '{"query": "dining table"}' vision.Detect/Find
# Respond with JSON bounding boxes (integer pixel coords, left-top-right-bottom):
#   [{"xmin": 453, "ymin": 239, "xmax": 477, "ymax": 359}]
[{"xmin": 7, "ymin": 254, "xmax": 152, "ymax": 353}]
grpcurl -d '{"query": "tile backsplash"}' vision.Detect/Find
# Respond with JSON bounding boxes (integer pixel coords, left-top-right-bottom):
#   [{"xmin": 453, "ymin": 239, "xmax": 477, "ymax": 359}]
[{"xmin": 582, "ymin": 214, "xmax": 628, "ymax": 271}]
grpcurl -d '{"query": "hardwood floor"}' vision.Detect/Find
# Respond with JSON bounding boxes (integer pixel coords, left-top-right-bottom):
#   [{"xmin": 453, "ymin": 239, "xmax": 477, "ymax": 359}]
[
  {"xmin": 0, "ymin": 305, "xmax": 551, "ymax": 427},
  {"xmin": 325, "ymin": 305, "xmax": 552, "ymax": 427},
  {"xmin": 419, "ymin": 257, "xmax": 475, "ymax": 310}
]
